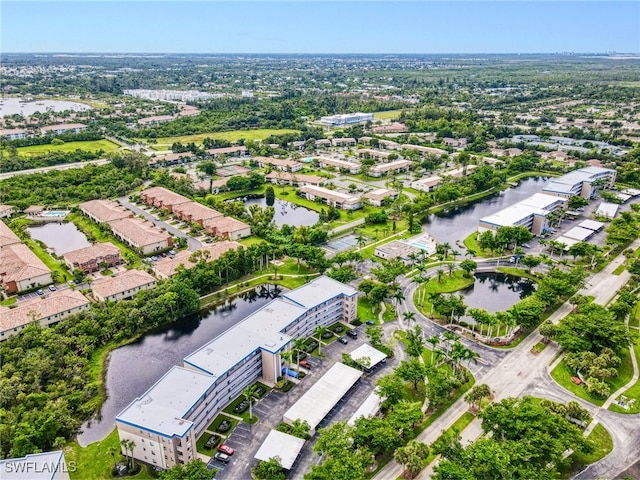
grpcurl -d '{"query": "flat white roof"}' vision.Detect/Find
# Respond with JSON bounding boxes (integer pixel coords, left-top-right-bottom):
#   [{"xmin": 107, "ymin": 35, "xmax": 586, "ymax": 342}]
[
  {"xmin": 348, "ymin": 390, "xmax": 383, "ymax": 426},
  {"xmin": 283, "ymin": 362, "xmax": 361, "ymax": 430},
  {"xmin": 349, "ymin": 343, "xmax": 387, "ymax": 367},
  {"xmin": 283, "ymin": 275, "xmax": 357, "ymax": 310},
  {"xmin": 563, "ymin": 226, "xmax": 594, "ymax": 241},
  {"xmin": 184, "ymin": 298, "xmax": 301, "ymax": 375},
  {"xmin": 0, "ymin": 451, "xmax": 66, "ymax": 480},
  {"xmin": 116, "ymin": 366, "xmax": 215, "ymax": 437},
  {"xmin": 596, "ymin": 202, "xmax": 619, "ymax": 218},
  {"xmin": 579, "ymin": 219, "xmax": 605, "ymax": 231},
  {"xmin": 480, "ymin": 203, "xmax": 543, "ymax": 227},
  {"xmin": 554, "ymin": 236, "xmax": 580, "ymax": 249},
  {"xmin": 621, "ymin": 188, "xmax": 640, "ymax": 197},
  {"xmin": 519, "ymin": 193, "xmax": 566, "ymax": 209},
  {"xmin": 254, "ymin": 429, "xmax": 306, "ymax": 470}
]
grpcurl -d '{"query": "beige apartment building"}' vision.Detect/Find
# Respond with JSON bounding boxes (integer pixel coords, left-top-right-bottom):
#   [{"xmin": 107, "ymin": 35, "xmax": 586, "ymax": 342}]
[
  {"xmin": 79, "ymin": 199, "xmax": 133, "ymax": 224},
  {"xmin": 63, "ymin": 242, "xmax": 121, "ymax": 273},
  {"xmin": 108, "ymin": 218, "xmax": 172, "ymax": 255},
  {"xmin": 91, "ymin": 269, "xmax": 157, "ymax": 303}
]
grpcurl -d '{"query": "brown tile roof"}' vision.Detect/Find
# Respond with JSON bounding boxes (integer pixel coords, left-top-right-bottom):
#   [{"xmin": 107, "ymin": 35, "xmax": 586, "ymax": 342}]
[
  {"xmin": 0, "ymin": 205, "xmax": 16, "ymax": 215},
  {"xmin": 0, "ymin": 222, "xmax": 21, "ymax": 248},
  {"xmin": 91, "ymin": 269, "xmax": 156, "ymax": 300},
  {"xmin": 41, "ymin": 123, "xmax": 87, "ymax": 132},
  {"xmin": 172, "ymin": 202, "xmax": 223, "ymax": 223},
  {"xmin": 79, "ymin": 199, "xmax": 132, "ymax": 223},
  {"xmin": 0, "ymin": 243, "xmax": 51, "ymax": 284},
  {"xmin": 62, "ymin": 242, "xmax": 120, "ymax": 266},
  {"xmin": 140, "ymin": 187, "xmax": 191, "ymax": 207},
  {"xmin": 255, "ymin": 157, "xmax": 303, "ymax": 169},
  {"xmin": 207, "ymin": 216, "xmax": 251, "ymax": 235},
  {"xmin": 206, "ymin": 146, "xmax": 247, "ymax": 155},
  {"xmin": 108, "ymin": 218, "xmax": 171, "ymax": 247},
  {"xmin": 0, "ymin": 290, "xmax": 89, "ymax": 333},
  {"xmin": 153, "ymin": 241, "xmax": 242, "ymax": 278}
]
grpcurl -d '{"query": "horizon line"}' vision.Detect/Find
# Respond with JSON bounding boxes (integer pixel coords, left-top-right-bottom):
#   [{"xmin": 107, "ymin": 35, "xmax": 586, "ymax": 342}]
[{"xmin": 3, "ymin": 51, "xmax": 638, "ymax": 56}]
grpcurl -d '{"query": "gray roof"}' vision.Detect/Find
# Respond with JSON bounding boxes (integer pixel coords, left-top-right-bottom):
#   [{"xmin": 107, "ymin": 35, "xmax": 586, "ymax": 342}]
[
  {"xmin": 0, "ymin": 451, "xmax": 66, "ymax": 480},
  {"xmin": 563, "ymin": 227, "xmax": 594, "ymax": 241},
  {"xmin": 578, "ymin": 219, "xmax": 605, "ymax": 231},
  {"xmin": 283, "ymin": 275, "xmax": 357, "ymax": 310},
  {"xmin": 116, "ymin": 366, "xmax": 215, "ymax": 437},
  {"xmin": 349, "ymin": 343, "xmax": 387, "ymax": 367}
]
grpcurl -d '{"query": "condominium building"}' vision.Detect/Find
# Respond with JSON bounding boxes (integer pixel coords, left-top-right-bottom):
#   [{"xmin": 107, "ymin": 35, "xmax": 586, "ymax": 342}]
[
  {"xmin": 0, "ymin": 128, "xmax": 28, "ymax": 140},
  {"xmin": 79, "ymin": 199, "xmax": 133, "ymax": 224},
  {"xmin": 91, "ymin": 269, "xmax": 157, "ymax": 303},
  {"xmin": 401, "ymin": 144, "xmax": 448, "ymax": 157},
  {"xmin": 265, "ymin": 172, "xmax": 325, "ymax": 187},
  {"xmin": 0, "ymin": 290, "xmax": 89, "ymax": 340},
  {"xmin": 331, "ymin": 137, "xmax": 356, "ymax": 147},
  {"xmin": 172, "ymin": 202, "xmax": 223, "ymax": 227},
  {"xmin": 205, "ymin": 146, "xmax": 248, "ymax": 158},
  {"xmin": 479, "ymin": 193, "xmax": 567, "ymax": 235},
  {"xmin": 320, "ymin": 112, "xmax": 374, "ymax": 126},
  {"xmin": 117, "ymin": 276, "xmax": 357, "ymax": 468},
  {"xmin": 147, "ymin": 152, "xmax": 197, "ymax": 168},
  {"xmin": 0, "ymin": 243, "xmax": 52, "ymax": 294},
  {"xmin": 40, "ymin": 123, "xmax": 87, "ymax": 135},
  {"xmin": 411, "ymin": 176, "xmax": 442, "ymax": 193},
  {"xmin": 152, "ymin": 241, "xmax": 242, "ymax": 279},
  {"xmin": 316, "ymin": 156, "xmax": 361, "ymax": 174},
  {"xmin": 0, "ymin": 221, "xmax": 21, "ymax": 248},
  {"xmin": 140, "ymin": 187, "xmax": 191, "ymax": 212},
  {"xmin": 369, "ymin": 159, "xmax": 413, "ymax": 177},
  {"xmin": 63, "ymin": 242, "xmax": 121, "ymax": 273},
  {"xmin": 109, "ymin": 218, "xmax": 172, "ymax": 255},
  {"xmin": 363, "ymin": 188, "xmax": 398, "ymax": 206},
  {"xmin": 542, "ymin": 166, "xmax": 616, "ymax": 199},
  {"xmin": 299, "ymin": 185, "xmax": 361, "ymax": 210},
  {"xmin": 254, "ymin": 157, "xmax": 303, "ymax": 172},
  {"xmin": 204, "ymin": 216, "xmax": 251, "ymax": 241},
  {"xmin": 357, "ymin": 148, "xmax": 393, "ymax": 161}
]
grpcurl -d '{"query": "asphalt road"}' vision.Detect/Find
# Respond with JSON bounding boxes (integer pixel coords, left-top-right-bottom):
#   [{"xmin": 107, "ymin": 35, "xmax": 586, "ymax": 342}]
[{"xmin": 117, "ymin": 196, "xmax": 202, "ymax": 251}]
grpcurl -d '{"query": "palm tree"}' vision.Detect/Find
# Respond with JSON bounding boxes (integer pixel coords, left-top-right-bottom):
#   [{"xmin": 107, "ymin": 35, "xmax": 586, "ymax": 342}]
[
  {"xmin": 314, "ymin": 325, "xmax": 329, "ymax": 355},
  {"xmin": 392, "ymin": 289, "xmax": 405, "ymax": 309},
  {"xmin": 403, "ymin": 311, "xmax": 416, "ymax": 325},
  {"xmin": 292, "ymin": 338, "xmax": 306, "ymax": 366},
  {"xmin": 436, "ymin": 268, "xmax": 445, "ymax": 283},
  {"xmin": 446, "ymin": 262, "xmax": 456, "ymax": 277},
  {"xmin": 242, "ymin": 384, "xmax": 259, "ymax": 422},
  {"xmin": 450, "ymin": 249, "xmax": 460, "ymax": 262},
  {"xmin": 441, "ymin": 242, "xmax": 451, "ymax": 259},
  {"xmin": 280, "ymin": 350, "xmax": 294, "ymax": 384}
]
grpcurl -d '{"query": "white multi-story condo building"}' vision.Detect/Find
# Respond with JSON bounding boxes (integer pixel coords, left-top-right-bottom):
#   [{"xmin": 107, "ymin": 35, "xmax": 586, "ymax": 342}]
[
  {"xmin": 543, "ymin": 166, "xmax": 616, "ymax": 199},
  {"xmin": 116, "ymin": 276, "xmax": 357, "ymax": 469},
  {"xmin": 478, "ymin": 193, "xmax": 567, "ymax": 235},
  {"xmin": 320, "ymin": 112, "xmax": 374, "ymax": 126}
]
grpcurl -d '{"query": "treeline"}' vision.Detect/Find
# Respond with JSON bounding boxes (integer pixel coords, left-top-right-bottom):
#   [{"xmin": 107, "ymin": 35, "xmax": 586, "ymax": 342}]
[
  {"xmin": 1, "ymin": 131, "xmax": 102, "ymax": 148},
  {"xmin": 0, "ymin": 160, "xmax": 148, "ymax": 208},
  {"xmin": 0, "ymin": 149, "xmax": 104, "ymax": 173}
]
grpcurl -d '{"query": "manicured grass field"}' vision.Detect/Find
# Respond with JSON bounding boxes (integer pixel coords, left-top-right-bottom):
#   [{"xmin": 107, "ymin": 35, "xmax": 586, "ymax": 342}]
[
  {"xmin": 65, "ymin": 428, "xmax": 152, "ymax": 480},
  {"xmin": 550, "ymin": 361, "xmax": 605, "ymax": 406},
  {"xmin": 358, "ymin": 296, "xmax": 379, "ymax": 323},
  {"xmin": 17, "ymin": 139, "xmax": 119, "ymax": 156},
  {"xmin": 414, "ymin": 270, "xmax": 475, "ymax": 318},
  {"xmin": 609, "ymin": 337, "xmax": 640, "ymax": 414},
  {"xmin": 558, "ymin": 423, "xmax": 613, "ymax": 478},
  {"xmin": 151, "ymin": 128, "xmax": 300, "ymax": 146},
  {"xmin": 373, "ymin": 110, "xmax": 406, "ymax": 120}
]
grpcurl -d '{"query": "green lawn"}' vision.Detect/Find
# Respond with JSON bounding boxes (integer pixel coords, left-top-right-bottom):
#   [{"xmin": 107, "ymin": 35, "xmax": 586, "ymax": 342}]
[
  {"xmin": 64, "ymin": 428, "xmax": 151, "ymax": 480},
  {"xmin": 463, "ymin": 232, "xmax": 492, "ymax": 257},
  {"xmin": 151, "ymin": 128, "xmax": 300, "ymax": 146},
  {"xmin": 558, "ymin": 423, "xmax": 613, "ymax": 478},
  {"xmin": 550, "ymin": 361, "xmax": 605, "ymax": 406},
  {"xmin": 609, "ymin": 337, "xmax": 640, "ymax": 414},
  {"xmin": 0, "ymin": 297, "xmax": 17, "ymax": 306},
  {"xmin": 612, "ymin": 264, "xmax": 626, "ymax": 275},
  {"xmin": 382, "ymin": 302, "xmax": 396, "ymax": 323},
  {"xmin": 414, "ymin": 270, "xmax": 475, "ymax": 319},
  {"xmin": 373, "ymin": 110, "xmax": 406, "ymax": 120},
  {"xmin": 196, "ymin": 432, "xmax": 222, "ymax": 456},
  {"xmin": 17, "ymin": 139, "xmax": 119, "ymax": 156},
  {"xmin": 222, "ymin": 395, "xmax": 259, "ymax": 424},
  {"xmin": 631, "ymin": 302, "xmax": 640, "ymax": 329},
  {"xmin": 205, "ymin": 414, "xmax": 238, "ymax": 436},
  {"xmin": 531, "ymin": 342, "xmax": 547, "ymax": 354},
  {"xmin": 357, "ymin": 296, "xmax": 379, "ymax": 323},
  {"xmin": 22, "ymin": 237, "xmax": 70, "ymax": 283}
]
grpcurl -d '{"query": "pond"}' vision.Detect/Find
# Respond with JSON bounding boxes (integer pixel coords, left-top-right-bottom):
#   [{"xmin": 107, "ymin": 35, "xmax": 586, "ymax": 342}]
[
  {"xmin": 460, "ymin": 272, "xmax": 536, "ymax": 313},
  {"xmin": 77, "ymin": 284, "xmax": 283, "ymax": 446},
  {"xmin": 424, "ymin": 176, "xmax": 548, "ymax": 246},
  {"xmin": 244, "ymin": 197, "xmax": 320, "ymax": 227},
  {"xmin": 0, "ymin": 98, "xmax": 92, "ymax": 117},
  {"xmin": 26, "ymin": 222, "xmax": 91, "ymax": 255}
]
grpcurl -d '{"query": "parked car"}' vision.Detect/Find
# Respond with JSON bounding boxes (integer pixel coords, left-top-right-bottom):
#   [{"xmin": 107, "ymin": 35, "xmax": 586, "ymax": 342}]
[
  {"xmin": 36, "ymin": 289, "xmax": 44, "ymax": 295},
  {"xmin": 338, "ymin": 336, "xmax": 348, "ymax": 345},
  {"xmin": 365, "ymin": 320, "xmax": 375, "ymax": 325},
  {"xmin": 346, "ymin": 330, "xmax": 358, "ymax": 339},
  {"xmin": 214, "ymin": 453, "xmax": 230, "ymax": 464},
  {"xmin": 299, "ymin": 360, "xmax": 312, "ymax": 369},
  {"xmin": 48, "ymin": 285, "xmax": 57, "ymax": 292},
  {"xmin": 169, "ymin": 250, "xmax": 176, "ymax": 255},
  {"xmin": 218, "ymin": 445, "xmax": 234, "ymax": 456}
]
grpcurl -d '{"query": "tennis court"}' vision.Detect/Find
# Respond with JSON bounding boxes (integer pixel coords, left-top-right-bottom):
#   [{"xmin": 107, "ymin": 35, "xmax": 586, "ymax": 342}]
[
  {"xmin": 217, "ymin": 165, "xmax": 250, "ymax": 177},
  {"xmin": 324, "ymin": 234, "xmax": 361, "ymax": 254}
]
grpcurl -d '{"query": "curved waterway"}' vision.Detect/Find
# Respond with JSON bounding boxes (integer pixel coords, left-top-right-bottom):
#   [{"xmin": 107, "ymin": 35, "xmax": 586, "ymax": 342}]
[
  {"xmin": 423, "ymin": 176, "xmax": 548, "ymax": 245},
  {"xmin": 77, "ymin": 285, "xmax": 283, "ymax": 445}
]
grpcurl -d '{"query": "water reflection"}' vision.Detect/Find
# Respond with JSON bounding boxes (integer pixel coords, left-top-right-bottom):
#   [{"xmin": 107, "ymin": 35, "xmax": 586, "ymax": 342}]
[
  {"xmin": 461, "ymin": 272, "xmax": 536, "ymax": 313},
  {"xmin": 244, "ymin": 197, "xmax": 320, "ymax": 227}
]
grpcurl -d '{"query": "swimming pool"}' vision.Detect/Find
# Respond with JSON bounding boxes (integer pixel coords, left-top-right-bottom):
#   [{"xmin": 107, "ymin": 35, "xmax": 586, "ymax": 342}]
[{"xmin": 42, "ymin": 210, "xmax": 70, "ymax": 217}]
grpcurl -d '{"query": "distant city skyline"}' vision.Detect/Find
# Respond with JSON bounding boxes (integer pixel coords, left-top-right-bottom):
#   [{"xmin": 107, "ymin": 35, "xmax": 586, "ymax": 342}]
[{"xmin": 2, "ymin": 1, "xmax": 639, "ymax": 54}]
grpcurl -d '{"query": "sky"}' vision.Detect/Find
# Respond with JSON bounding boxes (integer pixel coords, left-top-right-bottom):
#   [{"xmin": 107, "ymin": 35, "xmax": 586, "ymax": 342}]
[{"xmin": 2, "ymin": 1, "xmax": 639, "ymax": 54}]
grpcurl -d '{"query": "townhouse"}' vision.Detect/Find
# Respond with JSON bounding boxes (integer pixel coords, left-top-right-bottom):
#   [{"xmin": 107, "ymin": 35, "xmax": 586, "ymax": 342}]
[
  {"xmin": 63, "ymin": 242, "xmax": 121, "ymax": 273},
  {"xmin": 316, "ymin": 156, "xmax": 361, "ymax": 174},
  {"xmin": 265, "ymin": 171, "xmax": 325, "ymax": 187},
  {"xmin": 204, "ymin": 216, "xmax": 251, "ymax": 241},
  {"xmin": 369, "ymin": 159, "xmax": 413, "ymax": 177},
  {"xmin": 357, "ymin": 148, "xmax": 393, "ymax": 161},
  {"xmin": 140, "ymin": 187, "xmax": 191, "ymax": 212},
  {"xmin": 254, "ymin": 157, "xmax": 303, "ymax": 172},
  {"xmin": 0, "ymin": 290, "xmax": 89, "ymax": 340},
  {"xmin": 147, "ymin": 152, "xmax": 197, "ymax": 168},
  {"xmin": 108, "ymin": 218, "xmax": 172, "ymax": 255},
  {"xmin": 172, "ymin": 202, "xmax": 223, "ymax": 227},
  {"xmin": 79, "ymin": 199, "xmax": 133, "ymax": 224},
  {"xmin": 40, "ymin": 123, "xmax": 87, "ymax": 135},
  {"xmin": 91, "ymin": 269, "xmax": 157, "ymax": 303},
  {"xmin": 153, "ymin": 241, "xmax": 242, "ymax": 279},
  {"xmin": 299, "ymin": 185, "xmax": 361, "ymax": 210},
  {"xmin": 0, "ymin": 242, "xmax": 52, "ymax": 294}
]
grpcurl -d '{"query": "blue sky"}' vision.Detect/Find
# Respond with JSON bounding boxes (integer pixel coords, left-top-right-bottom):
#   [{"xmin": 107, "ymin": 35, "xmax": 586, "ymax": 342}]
[{"xmin": 2, "ymin": 1, "xmax": 639, "ymax": 54}]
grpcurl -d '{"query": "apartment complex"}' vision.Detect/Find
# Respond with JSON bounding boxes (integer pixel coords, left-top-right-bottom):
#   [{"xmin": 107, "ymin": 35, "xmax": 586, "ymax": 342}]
[
  {"xmin": 479, "ymin": 193, "xmax": 567, "ymax": 235},
  {"xmin": 265, "ymin": 171, "xmax": 325, "ymax": 187},
  {"xmin": 299, "ymin": 185, "xmax": 361, "ymax": 210},
  {"xmin": 40, "ymin": 123, "xmax": 87, "ymax": 135},
  {"xmin": 117, "ymin": 276, "xmax": 357, "ymax": 468},
  {"xmin": 109, "ymin": 218, "xmax": 172, "ymax": 255},
  {"xmin": 543, "ymin": 166, "xmax": 617, "ymax": 199},
  {"xmin": 369, "ymin": 159, "xmax": 413, "ymax": 177},
  {"xmin": 152, "ymin": 241, "xmax": 242, "ymax": 279},
  {"xmin": 411, "ymin": 176, "xmax": 442, "ymax": 192},
  {"xmin": 0, "ymin": 222, "xmax": 52, "ymax": 294},
  {"xmin": 172, "ymin": 202, "xmax": 223, "ymax": 226},
  {"xmin": 363, "ymin": 188, "xmax": 398, "ymax": 206},
  {"xmin": 316, "ymin": 156, "xmax": 361, "ymax": 174},
  {"xmin": 0, "ymin": 128, "xmax": 28, "ymax": 140},
  {"xmin": 254, "ymin": 157, "xmax": 303, "ymax": 172},
  {"xmin": 0, "ymin": 290, "xmax": 89, "ymax": 340},
  {"xmin": 91, "ymin": 269, "xmax": 157, "ymax": 303},
  {"xmin": 140, "ymin": 187, "xmax": 191, "ymax": 212},
  {"xmin": 63, "ymin": 242, "xmax": 121, "ymax": 273},
  {"xmin": 79, "ymin": 199, "xmax": 133, "ymax": 224},
  {"xmin": 320, "ymin": 112, "xmax": 373, "ymax": 126}
]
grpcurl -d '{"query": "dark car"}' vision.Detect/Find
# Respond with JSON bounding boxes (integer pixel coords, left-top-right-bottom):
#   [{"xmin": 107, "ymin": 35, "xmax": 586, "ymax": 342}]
[
  {"xmin": 338, "ymin": 336, "xmax": 348, "ymax": 345},
  {"xmin": 214, "ymin": 452, "xmax": 230, "ymax": 464},
  {"xmin": 346, "ymin": 330, "xmax": 358, "ymax": 339},
  {"xmin": 218, "ymin": 444, "xmax": 234, "ymax": 456},
  {"xmin": 365, "ymin": 320, "xmax": 375, "ymax": 325}
]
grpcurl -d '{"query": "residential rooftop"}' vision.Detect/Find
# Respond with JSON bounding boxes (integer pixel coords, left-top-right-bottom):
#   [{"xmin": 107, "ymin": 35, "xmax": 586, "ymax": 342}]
[{"xmin": 91, "ymin": 269, "xmax": 156, "ymax": 300}]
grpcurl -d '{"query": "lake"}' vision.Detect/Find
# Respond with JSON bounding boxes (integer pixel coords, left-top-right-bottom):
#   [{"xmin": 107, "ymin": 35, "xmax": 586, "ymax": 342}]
[
  {"xmin": 460, "ymin": 272, "xmax": 536, "ymax": 313},
  {"xmin": 423, "ymin": 177, "xmax": 548, "ymax": 246},
  {"xmin": 244, "ymin": 197, "xmax": 320, "ymax": 227},
  {"xmin": 76, "ymin": 285, "xmax": 283, "ymax": 446},
  {"xmin": 0, "ymin": 98, "xmax": 92, "ymax": 117},
  {"xmin": 26, "ymin": 222, "xmax": 91, "ymax": 255}
]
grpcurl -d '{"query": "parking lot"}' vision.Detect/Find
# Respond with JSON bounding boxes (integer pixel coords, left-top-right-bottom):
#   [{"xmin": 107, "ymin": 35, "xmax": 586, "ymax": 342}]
[{"xmin": 213, "ymin": 322, "xmax": 398, "ymax": 479}]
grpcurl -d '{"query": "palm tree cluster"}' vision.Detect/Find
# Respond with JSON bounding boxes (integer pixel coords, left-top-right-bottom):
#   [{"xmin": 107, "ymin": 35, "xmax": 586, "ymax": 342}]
[{"xmin": 426, "ymin": 333, "xmax": 479, "ymax": 381}]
